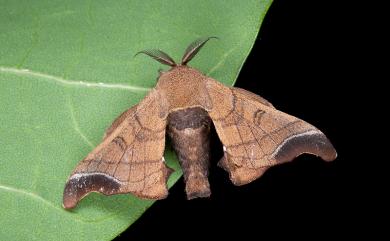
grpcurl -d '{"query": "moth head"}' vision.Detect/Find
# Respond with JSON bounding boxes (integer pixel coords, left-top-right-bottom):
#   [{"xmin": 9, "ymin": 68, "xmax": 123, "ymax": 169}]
[{"xmin": 135, "ymin": 37, "xmax": 217, "ymax": 67}]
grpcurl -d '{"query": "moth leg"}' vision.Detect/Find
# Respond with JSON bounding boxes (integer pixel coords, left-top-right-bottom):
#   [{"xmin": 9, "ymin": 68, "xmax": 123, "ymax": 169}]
[{"xmin": 167, "ymin": 107, "xmax": 212, "ymax": 199}]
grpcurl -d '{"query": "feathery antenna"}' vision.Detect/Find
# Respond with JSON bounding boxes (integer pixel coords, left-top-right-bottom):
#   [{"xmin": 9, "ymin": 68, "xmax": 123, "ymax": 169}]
[
  {"xmin": 181, "ymin": 37, "xmax": 218, "ymax": 65},
  {"xmin": 135, "ymin": 49, "xmax": 176, "ymax": 66}
]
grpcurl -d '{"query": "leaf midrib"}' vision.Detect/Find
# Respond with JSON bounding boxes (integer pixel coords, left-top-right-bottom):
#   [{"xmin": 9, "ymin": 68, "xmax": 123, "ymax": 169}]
[{"xmin": 0, "ymin": 66, "xmax": 151, "ymax": 92}]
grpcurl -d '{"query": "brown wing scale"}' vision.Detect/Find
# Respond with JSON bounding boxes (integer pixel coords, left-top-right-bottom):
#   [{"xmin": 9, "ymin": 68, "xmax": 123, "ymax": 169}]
[
  {"xmin": 63, "ymin": 90, "xmax": 172, "ymax": 209},
  {"xmin": 203, "ymin": 79, "xmax": 337, "ymax": 186},
  {"xmin": 102, "ymin": 104, "xmax": 138, "ymax": 140}
]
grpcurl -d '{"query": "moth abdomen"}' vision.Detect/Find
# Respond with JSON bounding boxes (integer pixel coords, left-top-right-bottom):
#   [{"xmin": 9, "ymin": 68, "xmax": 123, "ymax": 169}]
[{"xmin": 167, "ymin": 107, "xmax": 212, "ymax": 199}]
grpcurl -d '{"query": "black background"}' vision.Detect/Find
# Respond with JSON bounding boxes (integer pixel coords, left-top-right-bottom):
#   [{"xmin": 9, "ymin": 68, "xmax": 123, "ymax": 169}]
[{"xmin": 116, "ymin": 0, "xmax": 362, "ymax": 239}]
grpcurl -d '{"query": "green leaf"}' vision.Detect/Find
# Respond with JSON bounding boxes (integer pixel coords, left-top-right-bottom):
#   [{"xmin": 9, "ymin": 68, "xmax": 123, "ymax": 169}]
[{"xmin": 0, "ymin": 0, "xmax": 272, "ymax": 240}]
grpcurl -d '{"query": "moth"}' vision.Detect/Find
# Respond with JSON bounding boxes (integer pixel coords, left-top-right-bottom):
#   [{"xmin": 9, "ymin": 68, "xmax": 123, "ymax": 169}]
[{"xmin": 63, "ymin": 37, "xmax": 337, "ymax": 209}]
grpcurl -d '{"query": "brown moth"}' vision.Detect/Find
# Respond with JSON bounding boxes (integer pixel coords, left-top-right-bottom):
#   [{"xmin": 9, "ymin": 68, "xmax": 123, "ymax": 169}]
[{"xmin": 63, "ymin": 37, "xmax": 337, "ymax": 209}]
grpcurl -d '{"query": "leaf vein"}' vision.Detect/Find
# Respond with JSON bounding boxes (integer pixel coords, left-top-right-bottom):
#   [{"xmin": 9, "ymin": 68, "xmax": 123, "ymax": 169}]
[
  {"xmin": 0, "ymin": 183, "xmax": 63, "ymax": 212},
  {"xmin": 206, "ymin": 45, "xmax": 238, "ymax": 76},
  {"xmin": 0, "ymin": 183, "xmax": 128, "ymax": 223},
  {"xmin": 67, "ymin": 98, "xmax": 95, "ymax": 149},
  {"xmin": 0, "ymin": 66, "xmax": 151, "ymax": 92}
]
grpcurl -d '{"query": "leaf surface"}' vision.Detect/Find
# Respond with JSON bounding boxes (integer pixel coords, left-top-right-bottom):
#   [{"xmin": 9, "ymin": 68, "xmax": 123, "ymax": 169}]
[{"xmin": 0, "ymin": 0, "xmax": 272, "ymax": 240}]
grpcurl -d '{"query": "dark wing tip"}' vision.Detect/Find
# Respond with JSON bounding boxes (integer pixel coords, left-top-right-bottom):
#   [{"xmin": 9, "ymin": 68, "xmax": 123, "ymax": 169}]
[
  {"xmin": 181, "ymin": 36, "xmax": 218, "ymax": 65},
  {"xmin": 273, "ymin": 130, "xmax": 337, "ymax": 164},
  {"xmin": 135, "ymin": 49, "xmax": 176, "ymax": 66},
  {"xmin": 63, "ymin": 173, "xmax": 121, "ymax": 209}
]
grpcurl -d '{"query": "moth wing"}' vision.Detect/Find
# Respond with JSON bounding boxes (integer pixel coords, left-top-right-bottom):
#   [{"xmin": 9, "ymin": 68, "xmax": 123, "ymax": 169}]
[
  {"xmin": 63, "ymin": 89, "xmax": 172, "ymax": 209},
  {"xmin": 233, "ymin": 87, "xmax": 275, "ymax": 108},
  {"xmin": 203, "ymin": 79, "xmax": 337, "ymax": 185},
  {"xmin": 103, "ymin": 104, "xmax": 138, "ymax": 140}
]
